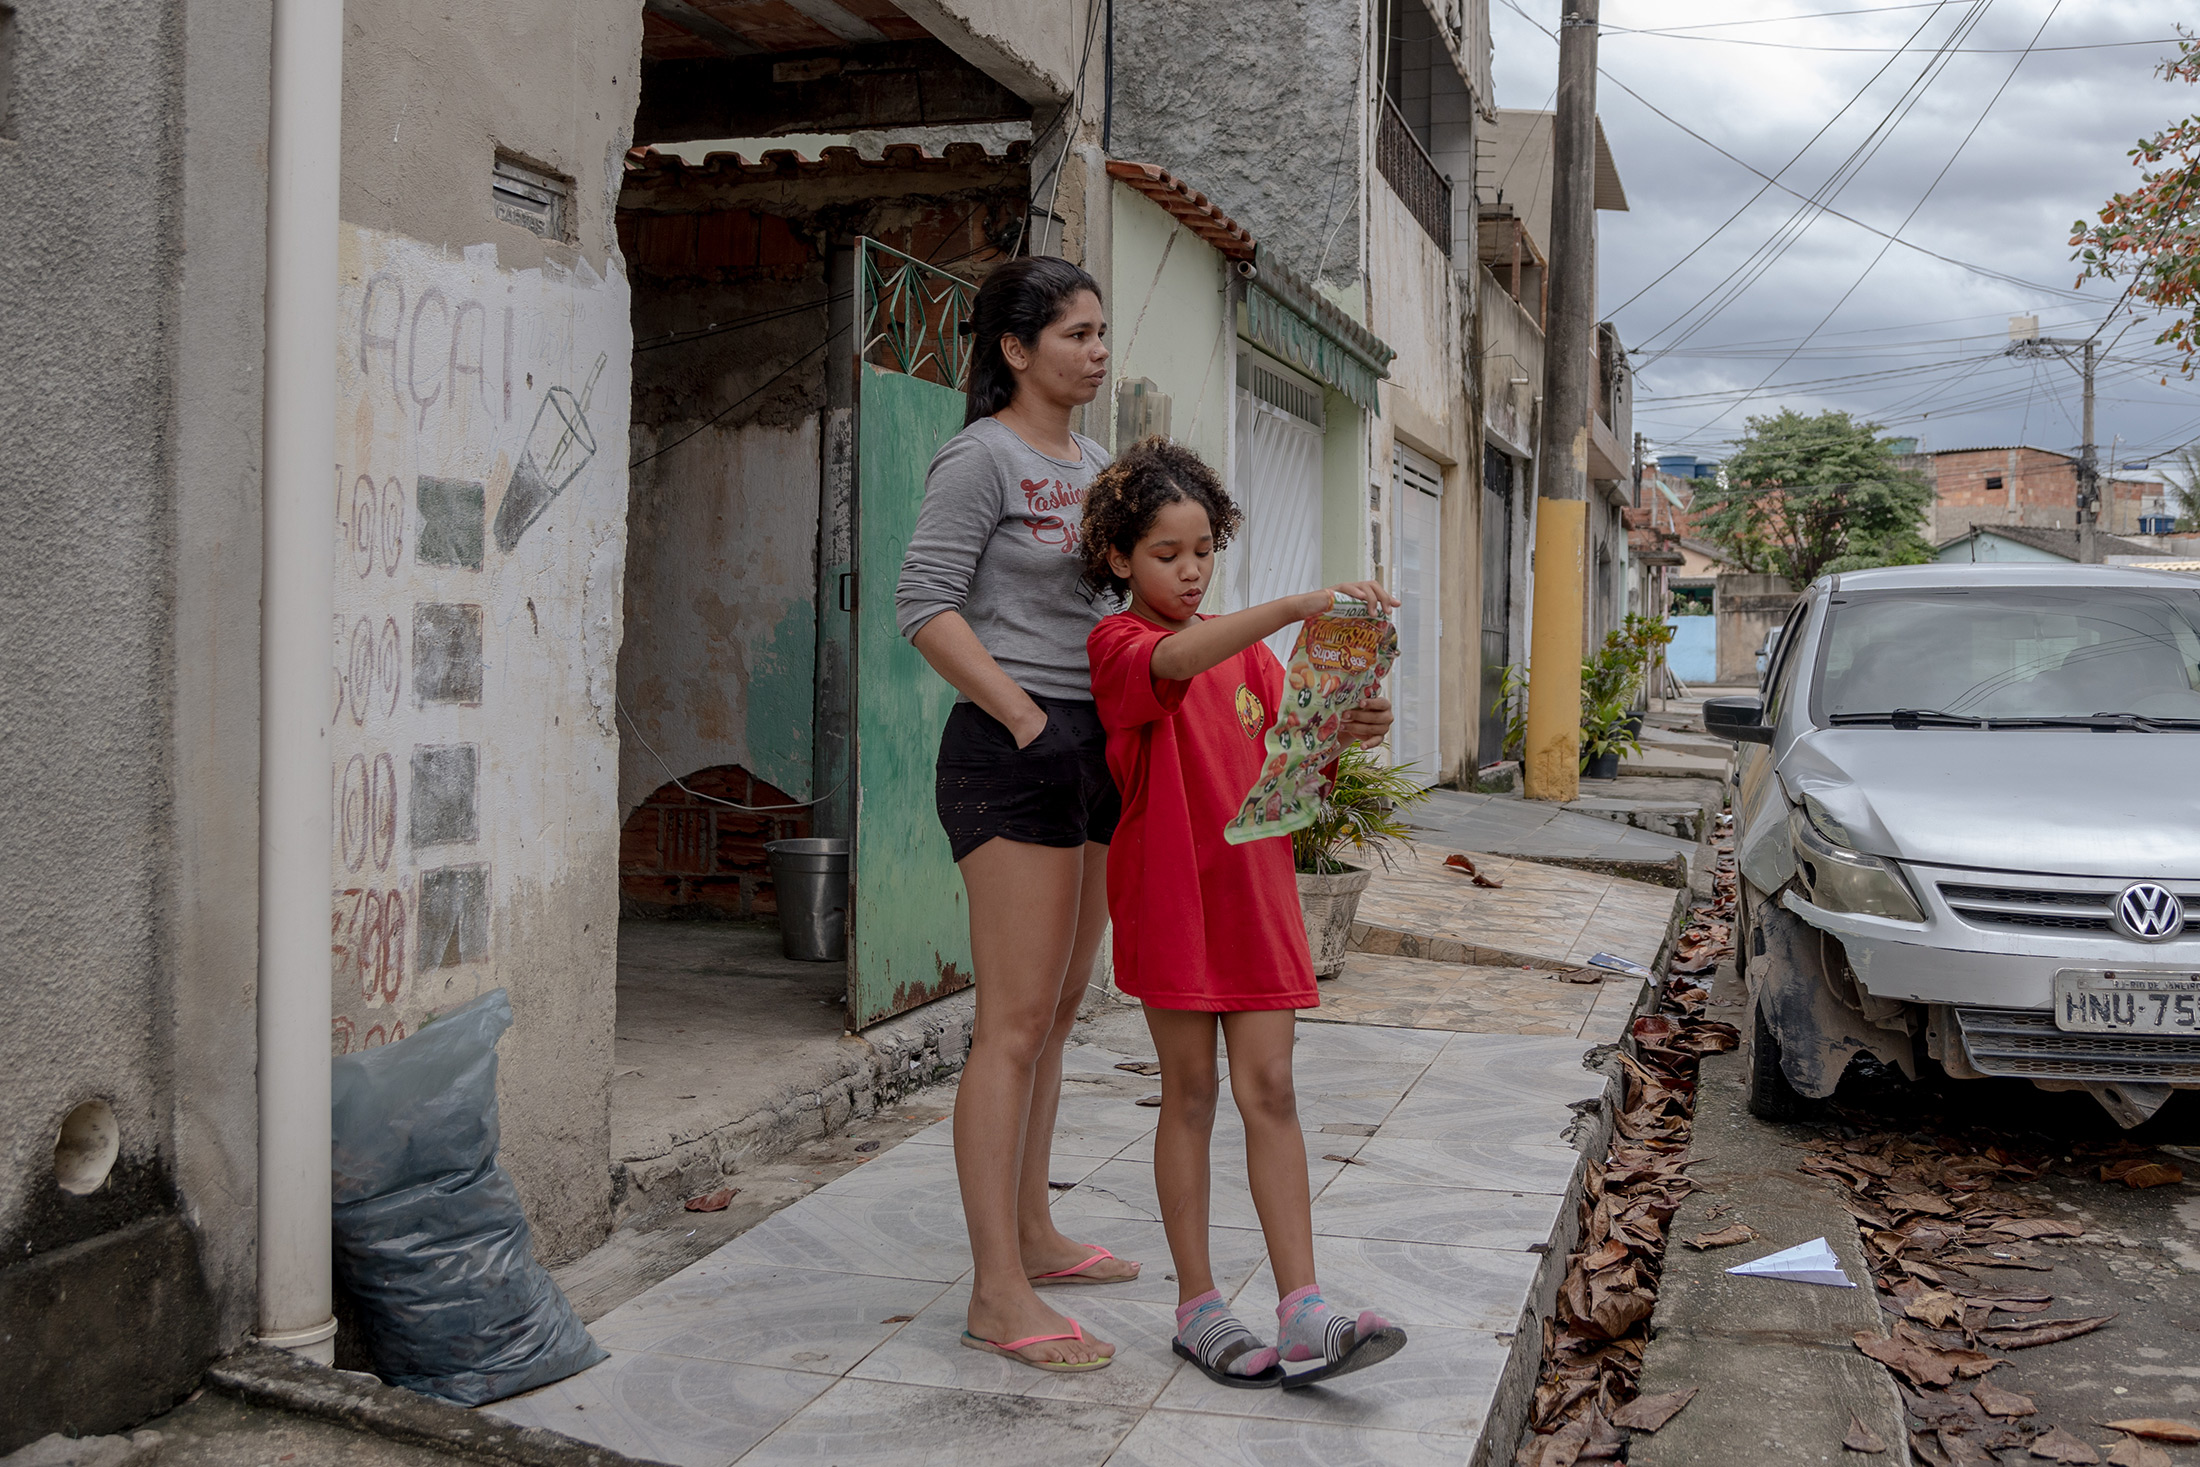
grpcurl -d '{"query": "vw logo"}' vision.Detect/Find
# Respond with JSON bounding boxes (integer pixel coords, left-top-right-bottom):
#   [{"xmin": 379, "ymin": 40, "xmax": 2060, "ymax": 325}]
[{"xmin": 2113, "ymin": 883, "xmax": 2186, "ymax": 942}]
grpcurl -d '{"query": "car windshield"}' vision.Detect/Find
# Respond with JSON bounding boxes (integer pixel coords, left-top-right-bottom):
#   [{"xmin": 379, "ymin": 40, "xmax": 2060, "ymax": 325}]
[{"xmin": 1813, "ymin": 585, "xmax": 2200, "ymax": 721}]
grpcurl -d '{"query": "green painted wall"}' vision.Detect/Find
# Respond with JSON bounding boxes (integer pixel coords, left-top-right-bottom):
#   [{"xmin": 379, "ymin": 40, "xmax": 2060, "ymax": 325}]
[
  {"xmin": 1108, "ymin": 182, "xmax": 1231, "ymax": 474},
  {"xmin": 851, "ymin": 365, "xmax": 974, "ymax": 1028}
]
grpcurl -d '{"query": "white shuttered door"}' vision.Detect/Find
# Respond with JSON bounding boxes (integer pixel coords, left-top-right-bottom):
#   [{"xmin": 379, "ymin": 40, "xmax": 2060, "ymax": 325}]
[
  {"xmin": 1233, "ymin": 386, "xmax": 1325, "ymax": 664},
  {"xmin": 1393, "ymin": 444, "xmax": 1443, "ymax": 783}
]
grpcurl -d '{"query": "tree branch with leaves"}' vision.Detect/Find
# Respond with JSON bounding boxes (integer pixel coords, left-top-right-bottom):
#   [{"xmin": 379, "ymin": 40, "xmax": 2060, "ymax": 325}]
[
  {"xmin": 2072, "ymin": 29, "xmax": 2200, "ymax": 376},
  {"xmin": 1689, "ymin": 410, "xmax": 1935, "ymax": 585}
]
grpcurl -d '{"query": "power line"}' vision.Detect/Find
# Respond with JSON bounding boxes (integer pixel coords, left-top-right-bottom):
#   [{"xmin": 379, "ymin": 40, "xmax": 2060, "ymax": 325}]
[
  {"xmin": 1638, "ymin": 0, "xmax": 1998, "ymax": 362},
  {"xmin": 1604, "ymin": 30, "xmax": 2184, "ymax": 55},
  {"xmin": 1600, "ymin": 0, "xmax": 1968, "ymax": 323}
]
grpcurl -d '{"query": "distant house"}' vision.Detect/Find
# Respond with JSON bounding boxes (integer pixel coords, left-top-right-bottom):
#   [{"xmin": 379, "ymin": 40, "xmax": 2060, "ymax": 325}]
[
  {"xmin": 1934, "ymin": 523, "xmax": 2155, "ymax": 563},
  {"xmin": 1903, "ymin": 445, "xmax": 2161, "ymax": 541}
]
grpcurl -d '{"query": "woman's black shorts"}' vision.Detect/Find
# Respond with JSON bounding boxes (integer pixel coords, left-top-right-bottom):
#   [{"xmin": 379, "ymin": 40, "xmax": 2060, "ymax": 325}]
[{"xmin": 935, "ymin": 697, "xmax": 1120, "ymax": 862}]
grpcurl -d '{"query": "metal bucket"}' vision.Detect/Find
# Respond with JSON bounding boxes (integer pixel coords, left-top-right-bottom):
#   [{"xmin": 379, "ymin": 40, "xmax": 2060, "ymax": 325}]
[{"xmin": 764, "ymin": 838, "xmax": 849, "ymax": 962}]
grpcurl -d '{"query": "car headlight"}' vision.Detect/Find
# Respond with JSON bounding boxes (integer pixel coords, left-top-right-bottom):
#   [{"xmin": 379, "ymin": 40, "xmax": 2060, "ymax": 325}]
[{"xmin": 1789, "ymin": 806, "xmax": 1925, "ymax": 922}]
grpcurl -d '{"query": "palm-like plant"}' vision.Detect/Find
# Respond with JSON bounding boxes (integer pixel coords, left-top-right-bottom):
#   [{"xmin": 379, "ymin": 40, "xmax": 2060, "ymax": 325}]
[{"xmin": 1292, "ymin": 744, "xmax": 1434, "ymax": 875}]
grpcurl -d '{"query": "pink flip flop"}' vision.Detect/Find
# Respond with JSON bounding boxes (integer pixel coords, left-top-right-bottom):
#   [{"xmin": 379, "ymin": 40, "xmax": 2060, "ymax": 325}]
[
  {"xmin": 1028, "ymin": 1244, "xmax": 1140, "ymax": 1286},
  {"xmin": 959, "ymin": 1318, "xmax": 1114, "ymax": 1372}
]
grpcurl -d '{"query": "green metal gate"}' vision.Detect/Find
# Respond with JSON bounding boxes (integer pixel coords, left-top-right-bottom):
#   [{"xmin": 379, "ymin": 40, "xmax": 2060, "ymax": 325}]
[{"xmin": 848, "ymin": 240, "xmax": 978, "ymax": 1029}]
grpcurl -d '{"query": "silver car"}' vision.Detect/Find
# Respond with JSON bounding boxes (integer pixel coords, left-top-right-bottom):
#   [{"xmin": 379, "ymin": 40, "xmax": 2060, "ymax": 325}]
[{"xmin": 1702, "ymin": 563, "xmax": 2200, "ymax": 1128}]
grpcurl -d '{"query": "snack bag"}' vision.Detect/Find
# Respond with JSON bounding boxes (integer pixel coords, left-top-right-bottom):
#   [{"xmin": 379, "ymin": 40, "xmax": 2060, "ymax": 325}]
[{"xmin": 1224, "ymin": 596, "xmax": 1398, "ymax": 844}]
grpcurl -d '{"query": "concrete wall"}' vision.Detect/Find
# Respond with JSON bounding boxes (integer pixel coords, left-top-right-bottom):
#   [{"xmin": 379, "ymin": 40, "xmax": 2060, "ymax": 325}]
[
  {"xmin": 1111, "ymin": 0, "xmax": 1366, "ymax": 287},
  {"xmin": 0, "ymin": 0, "xmax": 271, "ymax": 1445},
  {"xmin": 1714, "ymin": 573, "xmax": 1795, "ymax": 688},
  {"xmin": 1107, "ymin": 182, "xmax": 1233, "ymax": 481},
  {"xmin": 1367, "ymin": 178, "xmax": 1474, "ymax": 784},
  {"xmin": 337, "ymin": 0, "xmax": 643, "ymax": 1263}
]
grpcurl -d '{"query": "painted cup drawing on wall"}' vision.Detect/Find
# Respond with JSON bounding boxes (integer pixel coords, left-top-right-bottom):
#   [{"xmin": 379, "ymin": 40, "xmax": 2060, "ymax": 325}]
[{"xmin": 495, "ymin": 353, "xmax": 607, "ymax": 552}]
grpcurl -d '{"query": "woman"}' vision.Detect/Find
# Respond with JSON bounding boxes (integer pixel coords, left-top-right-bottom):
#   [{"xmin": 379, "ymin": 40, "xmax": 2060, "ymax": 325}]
[{"xmin": 895, "ymin": 257, "xmax": 1132, "ymax": 1371}]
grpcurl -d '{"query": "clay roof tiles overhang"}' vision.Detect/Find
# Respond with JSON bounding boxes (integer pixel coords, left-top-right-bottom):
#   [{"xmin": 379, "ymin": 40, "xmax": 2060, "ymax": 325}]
[{"xmin": 1104, "ymin": 160, "xmax": 1256, "ymax": 261}]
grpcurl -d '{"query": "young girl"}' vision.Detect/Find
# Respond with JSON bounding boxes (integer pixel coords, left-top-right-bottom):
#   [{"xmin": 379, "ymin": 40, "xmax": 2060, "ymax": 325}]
[{"xmin": 1080, "ymin": 438, "xmax": 1409, "ymax": 1389}]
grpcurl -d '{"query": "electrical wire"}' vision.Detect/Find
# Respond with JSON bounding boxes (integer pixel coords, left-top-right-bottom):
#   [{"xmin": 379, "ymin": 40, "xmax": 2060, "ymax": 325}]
[
  {"xmin": 1600, "ymin": 0, "xmax": 1967, "ymax": 323},
  {"xmin": 629, "ymin": 326, "xmax": 845, "ymax": 471},
  {"xmin": 1633, "ymin": 0, "xmax": 1997, "ymax": 361},
  {"xmin": 1505, "ymin": 11, "xmax": 2097, "ymax": 303},
  {"xmin": 618, "ymin": 694, "xmax": 848, "ymax": 812},
  {"xmin": 1659, "ymin": 0, "xmax": 2069, "ymax": 441}
]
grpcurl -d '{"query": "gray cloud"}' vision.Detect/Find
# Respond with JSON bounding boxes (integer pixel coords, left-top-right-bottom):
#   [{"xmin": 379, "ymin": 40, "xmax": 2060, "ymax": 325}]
[{"xmin": 1490, "ymin": 0, "xmax": 2200, "ymax": 464}]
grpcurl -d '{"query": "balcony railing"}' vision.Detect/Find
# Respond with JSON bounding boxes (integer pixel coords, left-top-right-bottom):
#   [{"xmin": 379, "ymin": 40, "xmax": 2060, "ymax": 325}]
[{"xmin": 1377, "ymin": 99, "xmax": 1452, "ymax": 255}]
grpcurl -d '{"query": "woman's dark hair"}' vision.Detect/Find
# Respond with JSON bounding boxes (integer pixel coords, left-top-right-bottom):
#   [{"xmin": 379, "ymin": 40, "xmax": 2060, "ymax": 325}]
[
  {"xmin": 1078, "ymin": 437, "xmax": 1241, "ymax": 599},
  {"xmin": 962, "ymin": 256, "xmax": 1104, "ymax": 425}
]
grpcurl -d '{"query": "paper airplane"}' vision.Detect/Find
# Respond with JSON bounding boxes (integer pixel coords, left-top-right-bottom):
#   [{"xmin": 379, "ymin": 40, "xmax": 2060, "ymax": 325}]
[
  {"xmin": 1724, "ymin": 1237, "xmax": 1855, "ymax": 1288},
  {"xmin": 1588, "ymin": 952, "xmax": 1659, "ymax": 982}
]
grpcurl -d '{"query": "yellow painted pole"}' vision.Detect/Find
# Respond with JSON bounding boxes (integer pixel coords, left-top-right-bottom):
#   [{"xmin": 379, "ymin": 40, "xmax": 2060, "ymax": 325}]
[{"xmin": 1523, "ymin": 497, "xmax": 1586, "ymax": 802}]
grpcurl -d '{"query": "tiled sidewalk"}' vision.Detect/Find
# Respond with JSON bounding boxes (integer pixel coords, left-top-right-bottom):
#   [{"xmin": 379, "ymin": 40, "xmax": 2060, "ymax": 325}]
[
  {"xmin": 1352, "ymin": 843, "xmax": 1684, "ymax": 972},
  {"xmin": 485, "ymin": 845, "xmax": 1692, "ymax": 1465},
  {"xmin": 485, "ymin": 1024, "xmax": 1621, "ymax": 1466}
]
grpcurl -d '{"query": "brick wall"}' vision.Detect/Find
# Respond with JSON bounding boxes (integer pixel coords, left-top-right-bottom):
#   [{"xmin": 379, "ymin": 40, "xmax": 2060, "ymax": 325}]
[
  {"xmin": 619, "ymin": 765, "xmax": 813, "ymax": 919},
  {"xmin": 1925, "ymin": 448, "xmax": 2154, "ymax": 541}
]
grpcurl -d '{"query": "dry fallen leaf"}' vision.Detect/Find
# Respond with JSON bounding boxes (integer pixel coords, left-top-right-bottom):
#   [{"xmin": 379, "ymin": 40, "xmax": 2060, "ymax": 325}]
[
  {"xmin": 1854, "ymin": 1332, "xmax": 1956, "ymax": 1388},
  {"xmin": 683, "ymin": 1186, "xmax": 738, "ymax": 1212},
  {"xmin": 1843, "ymin": 1414, "xmax": 1888, "ymax": 1454},
  {"xmin": 1971, "ymin": 1381, "xmax": 2037, "ymax": 1418},
  {"xmin": 1579, "ymin": 1238, "xmax": 1631, "ymax": 1272},
  {"xmin": 2105, "ymin": 1439, "xmax": 2174, "ymax": 1467},
  {"xmin": 2099, "ymin": 1160, "xmax": 2182, "ymax": 1189},
  {"xmin": 1885, "ymin": 1192, "xmax": 1956, "ymax": 1217},
  {"xmin": 1994, "ymin": 1218, "xmax": 2084, "ymax": 1240},
  {"xmin": 1321, "ymin": 1153, "xmax": 1367, "ymax": 1165},
  {"xmin": 1684, "ymin": 1223, "xmax": 1757, "ymax": 1250},
  {"xmin": 1135, "ymin": 1094, "xmax": 1163, "ymax": 1107},
  {"xmin": 2028, "ymin": 1426, "xmax": 2100, "ymax": 1463},
  {"xmin": 1442, "ymin": 852, "xmax": 1503, "ymax": 887},
  {"xmin": 1904, "ymin": 1289, "xmax": 1966, "ymax": 1329},
  {"xmin": 2099, "ymin": 1421, "xmax": 2200, "ymax": 1445},
  {"xmin": 1609, "ymin": 1386, "xmax": 1698, "ymax": 1432},
  {"xmin": 1115, "ymin": 1060, "xmax": 1162, "ymax": 1076},
  {"xmin": 880, "ymin": 1314, "xmax": 915, "ymax": 1323},
  {"xmin": 1980, "ymin": 1316, "xmax": 2115, "ymax": 1349}
]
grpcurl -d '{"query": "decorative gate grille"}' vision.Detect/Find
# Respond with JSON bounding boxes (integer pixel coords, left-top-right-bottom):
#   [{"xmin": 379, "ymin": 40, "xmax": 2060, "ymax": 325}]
[{"xmin": 859, "ymin": 240, "xmax": 976, "ymax": 389}]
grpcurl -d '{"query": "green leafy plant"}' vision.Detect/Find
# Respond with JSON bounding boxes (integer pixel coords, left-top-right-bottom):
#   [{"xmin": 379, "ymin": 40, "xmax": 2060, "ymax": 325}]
[
  {"xmin": 1293, "ymin": 743, "xmax": 1434, "ymax": 875},
  {"xmin": 1494, "ymin": 663, "xmax": 1529, "ymax": 760},
  {"xmin": 2072, "ymin": 30, "xmax": 2200, "ymax": 377},
  {"xmin": 1580, "ymin": 691, "xmax": 1643, "ymax": 769},
  {"xmin": 1690, "ymin": 410, "xmax": 1934, "ymax": 583}
]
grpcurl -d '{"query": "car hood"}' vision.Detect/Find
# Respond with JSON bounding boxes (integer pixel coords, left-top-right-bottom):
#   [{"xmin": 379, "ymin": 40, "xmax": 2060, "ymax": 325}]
[{"xmin": 1781, "ymin": 728, "xmax": 2200, "ymax": 880}]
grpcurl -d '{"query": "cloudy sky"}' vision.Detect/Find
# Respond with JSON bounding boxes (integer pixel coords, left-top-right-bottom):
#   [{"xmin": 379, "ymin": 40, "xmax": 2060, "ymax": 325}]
[{"xmin": 1488, "ymin": 0, "xmax": 2198, "ymax": 469}]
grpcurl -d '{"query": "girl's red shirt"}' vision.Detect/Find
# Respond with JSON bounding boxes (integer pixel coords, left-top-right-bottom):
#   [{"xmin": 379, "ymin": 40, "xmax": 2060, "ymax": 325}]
[{"xmin": 1087, "ymin": 611, "xmax": 1319, "ymax": 1012}]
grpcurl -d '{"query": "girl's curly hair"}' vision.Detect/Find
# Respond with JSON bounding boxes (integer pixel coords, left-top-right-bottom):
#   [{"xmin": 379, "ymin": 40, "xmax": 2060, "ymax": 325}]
[{"xmin": 1077, "ymin": 436, "xmax": 1241, "ymax": 600}]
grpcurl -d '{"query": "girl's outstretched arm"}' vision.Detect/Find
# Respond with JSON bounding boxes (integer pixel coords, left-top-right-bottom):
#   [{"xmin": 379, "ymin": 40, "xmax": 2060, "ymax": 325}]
[{"xmin": 1148, "ymin": 580, "xmax": 1395, "ymax": 683}]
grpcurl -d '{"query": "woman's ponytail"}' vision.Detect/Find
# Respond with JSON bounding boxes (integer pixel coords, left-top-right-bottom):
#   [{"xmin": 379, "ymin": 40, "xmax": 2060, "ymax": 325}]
[{"xmin": 963, "ymin": 256, "xmax": 1104, "ymax": 426}]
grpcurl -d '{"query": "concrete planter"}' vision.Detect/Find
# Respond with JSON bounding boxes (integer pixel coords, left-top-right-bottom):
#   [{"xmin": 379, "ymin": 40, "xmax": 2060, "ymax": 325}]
[{"xmin": 1297, "ymin": 864, "xmax": 1374, "ymax": 978}]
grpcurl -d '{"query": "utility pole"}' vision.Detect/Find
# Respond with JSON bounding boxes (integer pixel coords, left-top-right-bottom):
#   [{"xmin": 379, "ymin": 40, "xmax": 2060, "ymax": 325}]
[
  {"xmin": 2005, "ymin": 317, "xmax": 2100, "ymax": 563},
  {"xmin": 1523, "ymin": 0, "xmax": 1599, "ymax": 802}
]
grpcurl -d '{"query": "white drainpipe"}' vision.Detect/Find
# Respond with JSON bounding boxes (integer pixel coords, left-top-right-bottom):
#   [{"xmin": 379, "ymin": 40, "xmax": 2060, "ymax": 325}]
[{"xmin": 257, "ymin": 0, "xmax": 342, "ymax": 1362}]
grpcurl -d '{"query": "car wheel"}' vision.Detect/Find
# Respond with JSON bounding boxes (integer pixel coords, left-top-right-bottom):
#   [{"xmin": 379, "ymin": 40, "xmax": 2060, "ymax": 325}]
[{"xmin": 1745, "ymin": 983, "xmax": 1820, "ymax": 1123}]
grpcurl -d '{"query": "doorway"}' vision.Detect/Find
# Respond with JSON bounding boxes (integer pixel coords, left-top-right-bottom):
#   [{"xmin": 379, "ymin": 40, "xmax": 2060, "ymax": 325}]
[
  {"xmin": 1233, "ymin": 352, "xmax": 1327, "ymax": 662},
  {"xmin": 1392, "ymin": 442, "xmax": 1444, "ymax": 782},
  {"xmin": 1479, "ymin": 442, "xmax": 1513, "ymax": 766}
]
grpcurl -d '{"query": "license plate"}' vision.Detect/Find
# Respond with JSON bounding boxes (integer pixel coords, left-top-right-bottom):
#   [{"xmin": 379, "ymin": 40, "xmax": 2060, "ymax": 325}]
[{"xmin": 2053, "ymin": 971, "xmax": 2200, "ymax": 1033}]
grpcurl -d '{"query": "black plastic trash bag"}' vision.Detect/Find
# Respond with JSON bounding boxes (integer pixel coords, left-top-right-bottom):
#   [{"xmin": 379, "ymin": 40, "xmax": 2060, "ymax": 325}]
[{"xmin": 330, "ymin": 987, "xmax": 605, "ymax": 1404}]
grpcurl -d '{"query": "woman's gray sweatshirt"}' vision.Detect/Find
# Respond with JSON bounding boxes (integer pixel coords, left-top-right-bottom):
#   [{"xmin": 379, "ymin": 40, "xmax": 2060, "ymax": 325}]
[{"xmin": 894, "ymin": 416, "xmax": 1113, "ymax": 703}]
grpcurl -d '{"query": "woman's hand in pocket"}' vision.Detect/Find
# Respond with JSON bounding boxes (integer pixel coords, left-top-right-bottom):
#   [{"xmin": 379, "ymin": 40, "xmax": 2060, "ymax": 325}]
[{"xmin": 1009, "ymin": 701, "xmax": 1052, "ymax": 749}]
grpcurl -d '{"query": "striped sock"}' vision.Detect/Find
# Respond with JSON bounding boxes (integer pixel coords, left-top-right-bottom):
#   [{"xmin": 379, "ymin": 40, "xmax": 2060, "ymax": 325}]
[
  {"xmin": 1175, "ymin": 1290, "xmax": 1279, "ymax": 1378},
  {"xmin": 1276, "ymin": 1284, "xmax": 1389, "ymax": 1364}
]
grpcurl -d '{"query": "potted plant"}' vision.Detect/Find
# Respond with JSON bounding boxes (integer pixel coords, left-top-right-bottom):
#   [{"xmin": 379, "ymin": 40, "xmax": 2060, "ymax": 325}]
[
  {"xmin": 1293, "ymin": 744, "xmax": 1433, "ymax": 976},
  {"xmin": 1579, "ymin": 691, "xmax": 1643, "ymax": 779}
]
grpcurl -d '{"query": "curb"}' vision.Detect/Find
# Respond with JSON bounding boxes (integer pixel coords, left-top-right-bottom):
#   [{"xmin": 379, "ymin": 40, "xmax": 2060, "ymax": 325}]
[
  {"xmin": 1474, "ymin": 789, "xmax": 1712, "ymax": 1467},
  {"xmin": 204, "ymin": 1347, "xmax": 666, "ymax": 1467}
]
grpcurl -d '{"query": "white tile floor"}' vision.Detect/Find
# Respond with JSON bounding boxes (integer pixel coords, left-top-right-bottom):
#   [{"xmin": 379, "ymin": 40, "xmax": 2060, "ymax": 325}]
[{"xmin": 483, "ymin": 1026, "xmax": 1622, "ymax": 1466}]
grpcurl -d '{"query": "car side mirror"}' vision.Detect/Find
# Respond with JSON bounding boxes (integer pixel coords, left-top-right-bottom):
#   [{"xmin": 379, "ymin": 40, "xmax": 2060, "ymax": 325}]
[{"xmin": 1703, "ymin": 695, "xmax": 1774, "ymax": 745}]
